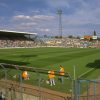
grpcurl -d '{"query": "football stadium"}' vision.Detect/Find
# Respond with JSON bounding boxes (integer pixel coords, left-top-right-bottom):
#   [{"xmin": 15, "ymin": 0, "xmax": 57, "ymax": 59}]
[
  {"xmin": 0, "ymin": 30, "xmax": 100, "ymax": 100},
  {"xmin": 0, "ymin": 1, "xmax": 100, "ymax": 99}
]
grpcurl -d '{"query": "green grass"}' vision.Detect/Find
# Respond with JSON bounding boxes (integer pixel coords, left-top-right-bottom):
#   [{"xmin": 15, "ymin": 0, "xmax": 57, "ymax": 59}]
[{"xmin": 0, "ymin": 47, "xmax": 100, "ymax": 93}]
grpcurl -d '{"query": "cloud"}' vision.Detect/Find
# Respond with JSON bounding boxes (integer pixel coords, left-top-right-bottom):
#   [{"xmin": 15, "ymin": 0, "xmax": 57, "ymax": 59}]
[
  {"xmin": 0, "ymin": 2, "xmax": 8, "ymax": 8},
  {"xmin": 20, "ymin": 22, "xmax": 37, "ymax": 27},
  {"xmin": 0, "ymin": 16, "xmax": 4, "ymax": 21},
  {"xmin": 1, "ymin": 0, "xmax": 100, "ymax": 36},
  {"xmin": 13, "ymin": 14, "xmax": 55, "ymax": 21},
  {"xmin": 62, "ymin": 0, "xmax": 100, "ymax": 25},
  {"xmin": 13, "ymin": 15, "xmax": 31, "ymax": 20},
  {"xmin": 10, "ymin": 13, "xmax": 56, "ymax": 33},
  {"xmin": 33, "ymin": 15, "xmax": 55, "ymax": 20},
  {"xmin": 39, "ymin": 28, "xmax": 50, "ymax": 32}
]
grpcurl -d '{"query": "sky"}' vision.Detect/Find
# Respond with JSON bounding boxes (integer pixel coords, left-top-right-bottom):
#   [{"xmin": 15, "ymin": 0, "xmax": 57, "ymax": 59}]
[{"xmin": 0, "ymin": 0, "xmax": 100, "ymax": 37}]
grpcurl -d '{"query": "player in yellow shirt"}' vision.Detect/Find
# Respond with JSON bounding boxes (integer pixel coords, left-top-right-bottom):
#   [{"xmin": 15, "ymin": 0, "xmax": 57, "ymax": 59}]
[
  {"xmin": 48, "ymin": 70, "xmax": 55, "ymax": 86},
  {"xmin": 22, "ymin": 71, "xmax": 29, "ymax": 80},
  {"xmin": 58, "ymin": 65, "xmax": 65, "ymax": 84}
]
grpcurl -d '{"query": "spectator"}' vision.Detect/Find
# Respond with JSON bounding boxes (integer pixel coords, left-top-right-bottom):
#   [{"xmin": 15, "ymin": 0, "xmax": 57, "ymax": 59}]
[
  {"xmin": 58, "ymin": 65, "xmax": 65, "ymax": 84},
  {"xmin": 48, "ymin": 70, "xmax": 55, "ymax": 86},
  {"xmin": 22, "ymin": 71, "xmax": 29, "ymax": 80},
  {"xmin": 0, "ymin": 92, "xmax": 6, "ymax": 100}
]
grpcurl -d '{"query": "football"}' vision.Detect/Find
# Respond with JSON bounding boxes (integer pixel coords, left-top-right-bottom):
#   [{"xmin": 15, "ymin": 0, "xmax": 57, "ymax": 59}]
[{"xmin": 46, "ymin": 80, "xmax": 50, "ymax": 84}]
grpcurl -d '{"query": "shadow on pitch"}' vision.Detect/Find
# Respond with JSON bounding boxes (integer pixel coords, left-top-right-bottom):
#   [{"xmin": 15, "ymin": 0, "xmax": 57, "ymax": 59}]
[
  {"xmin": 86, "ymin": 59, "xmax": 100, "ymax": 68},
  {"xmin": 0, "ymin": 59, "xmax": 30, "ymax": 65}
]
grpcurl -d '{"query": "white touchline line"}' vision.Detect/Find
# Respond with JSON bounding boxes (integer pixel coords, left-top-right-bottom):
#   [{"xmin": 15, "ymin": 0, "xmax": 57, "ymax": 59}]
[{"xmin": 78, "ymin": 68, "xmax": 95, "ymax": 78}]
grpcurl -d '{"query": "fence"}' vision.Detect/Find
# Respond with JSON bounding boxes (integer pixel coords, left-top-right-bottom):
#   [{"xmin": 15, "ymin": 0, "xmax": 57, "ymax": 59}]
[
  {"xmin": 1, "ymin": 63, "xmax": 100, "ymax": 100},
  {"xmin": 0, "ymin": 63, "xmax": 71, "ymax": 100},
  {"xmin": 74, "ymin": 79, "xmax": 100, "ymax": 100}
]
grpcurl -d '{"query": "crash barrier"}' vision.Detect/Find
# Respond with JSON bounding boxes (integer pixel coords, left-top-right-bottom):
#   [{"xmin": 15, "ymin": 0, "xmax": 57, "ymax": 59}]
[{"xmin": 0, "ymin": 63, "xmax": 71, "ymax": 78}]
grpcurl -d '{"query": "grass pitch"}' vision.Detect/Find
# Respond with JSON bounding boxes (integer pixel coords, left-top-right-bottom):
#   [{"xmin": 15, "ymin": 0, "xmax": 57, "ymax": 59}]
[{"xmin": 0, "ymin": 47, "xmax": 100, "ymax": 92}]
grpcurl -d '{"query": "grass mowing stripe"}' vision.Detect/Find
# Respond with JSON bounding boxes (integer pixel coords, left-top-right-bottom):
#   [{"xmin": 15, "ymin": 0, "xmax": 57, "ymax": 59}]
[
  {"xmin": 33, "ymin": 49, "xmax": 100, "ymax": 64},
  {"xmin": 0, "ymin": 48, "xmax": 100, "ymax": 93},
  {"xmin": 78, "ymin": 68, "xmax": 95, "ymax": 78}
]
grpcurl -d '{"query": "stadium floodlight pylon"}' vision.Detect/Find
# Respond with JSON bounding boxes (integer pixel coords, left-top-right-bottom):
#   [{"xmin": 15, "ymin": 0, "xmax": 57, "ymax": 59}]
[{"xmin": 57, "ymin": 9, "xmax": 63, "ymax": 38}]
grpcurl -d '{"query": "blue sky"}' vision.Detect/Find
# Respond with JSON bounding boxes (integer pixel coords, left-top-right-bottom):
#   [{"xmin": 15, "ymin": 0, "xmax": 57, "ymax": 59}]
[{"xmin": 0, "ymin": 0, "xmax": 100, "ymax": 36}]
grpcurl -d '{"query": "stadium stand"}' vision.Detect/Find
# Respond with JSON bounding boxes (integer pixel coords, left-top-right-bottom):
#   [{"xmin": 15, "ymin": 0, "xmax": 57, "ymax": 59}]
[
  {"xmin": 0, "ymin": 30, "xmax": 37, "ymax": 48},
  {"xmin": 41, "ymin": 37, "xmax": 100, "ymax": 48},
  {"xmin": 43, "ymin": 35, "xmax": 100, "ymax": 48},
  {"xmin": 0, "ymin": 30, "xmax": 100, "ymax": 48}
]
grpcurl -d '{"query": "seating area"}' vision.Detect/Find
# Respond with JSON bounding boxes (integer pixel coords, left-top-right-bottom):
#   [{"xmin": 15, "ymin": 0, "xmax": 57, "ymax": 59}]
[
  {"xmin": 0, "ymin": 36, "xmax": 36, "ymax": 48},
  {"xmin": 0, "ymin": 31, "xmax": 38, "ymax": 48},
  {"xmin": 41, "ymin": 37, "xmax": 100, "ymax": 48},
  {"xmin": 0, "ymin": 30, "xmax": 99, "ymax": 48}
]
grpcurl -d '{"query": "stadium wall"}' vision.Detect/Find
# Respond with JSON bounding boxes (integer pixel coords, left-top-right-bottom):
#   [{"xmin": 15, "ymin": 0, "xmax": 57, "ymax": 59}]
[{"xmin": 0, "ymin": 79, "xmax": 70, "ymax": 100}]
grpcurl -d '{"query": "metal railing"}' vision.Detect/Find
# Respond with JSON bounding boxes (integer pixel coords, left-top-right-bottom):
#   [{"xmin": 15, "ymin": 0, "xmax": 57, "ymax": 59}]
[{"xmin": 0, "ymin": 63, "xmax": 71, "ymax": 100}]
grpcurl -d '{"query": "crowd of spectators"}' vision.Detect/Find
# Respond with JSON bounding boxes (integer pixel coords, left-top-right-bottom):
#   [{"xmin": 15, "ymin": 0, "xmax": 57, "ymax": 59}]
[
  {"xmin": 0, "ymin": 36, "xmax": 36, "ymax": 48},
  {"xmin": 42, "ymin": 38, "xmax": 83, "ymax": 47},
  {"xmin": 0, "ymin": 35, "xmax": 100, "ymax": 48},
  {"xmin": 41, "ymin": 37, "xmax": 100, "ymax": 48}
]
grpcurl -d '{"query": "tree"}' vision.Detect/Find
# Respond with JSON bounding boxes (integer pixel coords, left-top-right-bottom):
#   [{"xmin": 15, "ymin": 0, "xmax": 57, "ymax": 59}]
[
  {"xmin": 76, "ymin": 36, "xmax": 80, "ymax": 39},
  {"xmin": 93, "ymin": 30, "xmax": 96, "ymax": 36},
  {"xmin": 44, "ymin": 35, "xmax": 47, "ymax": 38},
  {"xmin": 68, "ymin": 35, "xmax": 73, "ymax": 38}
]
